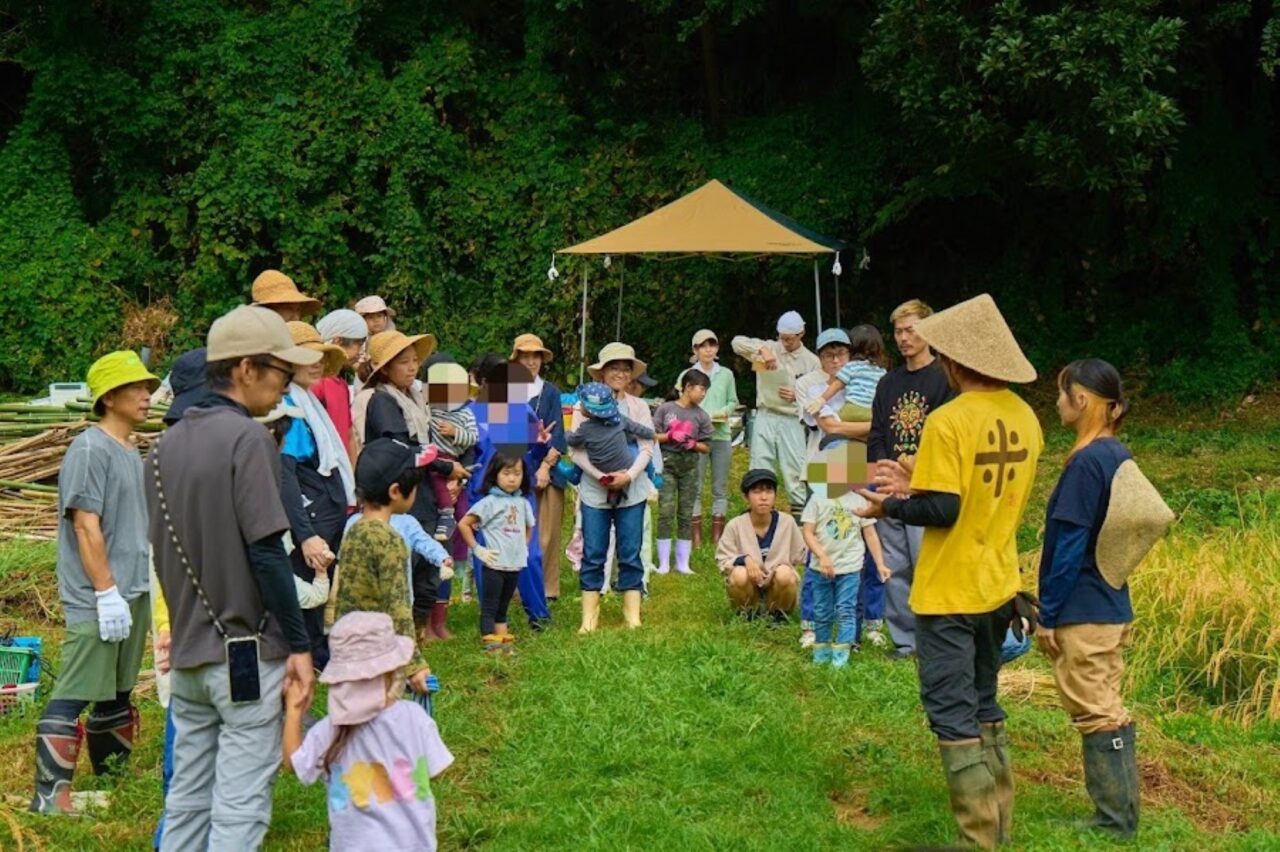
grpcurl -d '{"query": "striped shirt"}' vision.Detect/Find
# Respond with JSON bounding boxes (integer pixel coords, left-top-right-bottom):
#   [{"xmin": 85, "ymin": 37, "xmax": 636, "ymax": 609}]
[
  {"xmin": 429, "ymin": 406, "xmax": 478, "ymax": 458},
  {"xmin": 835, "ymin": 359, "xmax": 887, "ymax": 408}
]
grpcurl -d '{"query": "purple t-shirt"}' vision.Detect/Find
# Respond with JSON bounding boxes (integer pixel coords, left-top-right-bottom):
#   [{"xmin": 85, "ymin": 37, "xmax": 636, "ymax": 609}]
[{"xmin": 292, "ymin": 700, "xmax": 454, "ymax": 851}]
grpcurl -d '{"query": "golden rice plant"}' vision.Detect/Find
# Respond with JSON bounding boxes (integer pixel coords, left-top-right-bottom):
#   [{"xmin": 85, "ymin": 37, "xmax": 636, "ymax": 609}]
[{"xmin": 1126, "ymin": 511, "xmax": 1280, "ymax": 726}]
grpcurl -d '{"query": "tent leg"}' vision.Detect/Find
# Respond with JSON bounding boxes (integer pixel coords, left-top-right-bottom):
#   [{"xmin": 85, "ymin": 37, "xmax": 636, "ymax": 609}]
[
  {"xmin": 813, "ymin": 259, "xmax": 823, "ymax": 333},
  {"xmin": 834, "ymin": 272, "xmax": 841, "ymax": 329},
  {"xmin": 580, "ymin": 267, "xmax": 589, "ymax": 386}
]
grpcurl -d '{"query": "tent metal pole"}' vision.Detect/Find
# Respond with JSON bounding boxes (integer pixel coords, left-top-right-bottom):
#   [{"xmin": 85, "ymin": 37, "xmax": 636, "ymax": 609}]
[
  {"xmin": 580, "ymin": 266, "xmax": 589, "ymax": 386},
  {"xmin": 813, "ymin": 258, "xmax": 823, "ymax": 333},
  {"xmin": 834, "ymin": 270, "xmax": 841, "ymax": 328},
  {"xmin": 616, "ymin": 258, "xmax": 624, "ymax": 340}
]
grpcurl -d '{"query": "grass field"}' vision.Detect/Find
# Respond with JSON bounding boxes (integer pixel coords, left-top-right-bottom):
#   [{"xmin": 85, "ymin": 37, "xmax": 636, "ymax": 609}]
[{"xmin": 1, "ymin": 397, "xmax": 1278, "ymax": 850}]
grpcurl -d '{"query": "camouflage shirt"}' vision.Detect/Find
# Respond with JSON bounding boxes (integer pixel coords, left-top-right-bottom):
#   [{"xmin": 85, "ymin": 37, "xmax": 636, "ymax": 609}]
[{"xmin": 331, "ymin": 518, "xmax": 427, "ymax": 672}]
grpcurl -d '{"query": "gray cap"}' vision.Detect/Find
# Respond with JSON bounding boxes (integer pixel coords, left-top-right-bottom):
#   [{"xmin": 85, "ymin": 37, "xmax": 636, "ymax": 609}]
[{"xmin": 206, "ymin": 306, "xmax": 322, "ymax": 366}]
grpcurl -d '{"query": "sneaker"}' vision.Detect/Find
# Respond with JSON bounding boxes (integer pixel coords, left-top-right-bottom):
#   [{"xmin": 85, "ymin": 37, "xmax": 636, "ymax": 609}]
[
  {"xmin": 799, "ymin": 630, "xmax": 816, "ymax": 649},
  {"xmin": 482, "ymin": 635, "xmax": 505, "ymax": 653},
  {"xmin": 434, "ymin": 512, "xmax": 457, "ymax": 543},
  {"xmin": 812, "ymin": 643, "xmax": 832, "ymax": 665},
  {"xmin": 864, "ymin": 620, "xmax": 889, "ymax": 648}
]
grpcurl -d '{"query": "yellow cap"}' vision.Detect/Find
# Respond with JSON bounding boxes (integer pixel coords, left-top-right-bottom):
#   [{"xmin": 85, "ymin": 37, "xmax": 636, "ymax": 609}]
[{"xmin": 87, "ymin": 351, "xmax": 161, "ymax": 405}]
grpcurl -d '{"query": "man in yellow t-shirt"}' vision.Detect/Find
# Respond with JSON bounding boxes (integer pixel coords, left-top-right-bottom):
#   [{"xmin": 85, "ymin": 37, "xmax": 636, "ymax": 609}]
[{"xmin": 857, "ymin": 294, "xmax": 1042, "ymax": 851}]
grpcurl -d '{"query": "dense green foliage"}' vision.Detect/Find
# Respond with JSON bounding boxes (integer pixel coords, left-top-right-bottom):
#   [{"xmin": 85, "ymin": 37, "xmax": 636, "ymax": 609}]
[{"xmin": 1, "ymin": 0, "xmax": 1277, "ymax": 397}]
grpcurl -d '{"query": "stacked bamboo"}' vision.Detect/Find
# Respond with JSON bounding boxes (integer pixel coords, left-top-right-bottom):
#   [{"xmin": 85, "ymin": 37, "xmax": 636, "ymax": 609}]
[{"xmin": 0, "ymin": 402, "xmax": 166, "ymax": 540}]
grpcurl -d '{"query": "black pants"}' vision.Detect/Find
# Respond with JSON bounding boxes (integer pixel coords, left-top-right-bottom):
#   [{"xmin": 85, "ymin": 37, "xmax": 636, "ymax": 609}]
[
  {"xmin": 41, "ymin": 693, "xmax": 131, "ymax": 724},
  {"xmin": 480, "ymin": 567, "xmax": 520, "ymax": 635},
  {"xmin": 916, "ymin": 600, "xmax": 1014, "ymax": 741},
  {"xmin": 412, "ymin": 553, "xmax": 441, "ymax": 623},
  {"xmin": 290, "ymin": 494, "xmax": 348, "ymax": 671}
]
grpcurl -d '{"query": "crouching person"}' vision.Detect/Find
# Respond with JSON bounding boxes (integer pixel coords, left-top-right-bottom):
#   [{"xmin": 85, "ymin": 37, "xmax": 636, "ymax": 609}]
[
  {"xmin": 31, "ymin": 352, "xmax": 159, "ymax": 814},
  {"xmin": 715, "ymin": 469, "xmax": 805, "ymax": 622}
]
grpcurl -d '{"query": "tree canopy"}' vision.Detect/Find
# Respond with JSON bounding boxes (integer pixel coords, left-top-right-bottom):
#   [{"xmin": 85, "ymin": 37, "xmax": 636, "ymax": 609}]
[{"xmin": 1, "ymin": 0, "xmax": 1276, "ymax": 398}]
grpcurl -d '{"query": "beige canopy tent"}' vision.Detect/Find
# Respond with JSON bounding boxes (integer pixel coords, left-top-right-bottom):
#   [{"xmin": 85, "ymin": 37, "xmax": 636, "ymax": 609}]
[{"xmin": 555, "ymin": 179, "xmax": 848, "ymax": 381}]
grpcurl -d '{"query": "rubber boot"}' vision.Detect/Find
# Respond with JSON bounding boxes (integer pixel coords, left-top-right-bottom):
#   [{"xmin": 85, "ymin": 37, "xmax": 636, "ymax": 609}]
[
  {"xmin": 415, "ymin": 611, "xmax": 439, "ymax": 645},
  {"xmin": 1081, "ymin": 725, "xmax": 1139, "ymax": 838},
  {"xmin": 712, "ymin": 515, "xmax": 726, "ymax": 546},
  {"xmin": 622, "ymin": 589, "xmax": 642, "ymax": 628},
  {"xmin": 656, "ymin": 539, "xmax": 672, "ymax": 575},
  {"xmin": 812, "ymin": 643, "xmax": 832, "ymax": 664},
  {"xmin": 939, "ymin": 740, "xmax": 1000, "ymax": 850},
  {"xmin": 31, "ymin": 718, "xmax": 83, "ymax": 814},
  {"xmin": 430, "ymin": 601, "xmax": 453, "ymax": 640},
  {"xmin": 980, "ymin": 721, "xmax": 1014, "ymax": 844},
  {"xmin": 578, "ymin": 591, "xmax": 601, "ymax": 634},
  {"xmin": 831, "ymin": 644, "xmax": 852, "ymax": 668},
  {"xmin": 674, "ymin": 540, "xmax": 694, "ymax": 575},
  {"xmin": 691, "ymin": 515, "xmax": 703, "ymax": 549},
  {"xmin": 86, "ymin": 704, "xmax": 139, "ymax": 776}
]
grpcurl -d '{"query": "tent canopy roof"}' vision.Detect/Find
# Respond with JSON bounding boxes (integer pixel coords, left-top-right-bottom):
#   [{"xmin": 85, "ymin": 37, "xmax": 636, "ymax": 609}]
[{"xmin": 558, "ymin": 179, "xmax": 844, "ymax": 256}]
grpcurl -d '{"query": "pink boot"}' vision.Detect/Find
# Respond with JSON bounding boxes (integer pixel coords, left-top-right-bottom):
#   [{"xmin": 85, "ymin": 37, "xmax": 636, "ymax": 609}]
[
  {"xmin": 675, "ymin": 540, "xmax": 694, "ymax": 575},
  {"xmin": 656, "ymin": 539, "xmax": 672, "ymax": 574}
]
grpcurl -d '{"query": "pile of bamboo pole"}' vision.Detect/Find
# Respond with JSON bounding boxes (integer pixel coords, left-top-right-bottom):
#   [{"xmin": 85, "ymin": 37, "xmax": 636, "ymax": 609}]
[{"xmin": 0, "ymin": 402, "xmax": 166, "ymax": 540}]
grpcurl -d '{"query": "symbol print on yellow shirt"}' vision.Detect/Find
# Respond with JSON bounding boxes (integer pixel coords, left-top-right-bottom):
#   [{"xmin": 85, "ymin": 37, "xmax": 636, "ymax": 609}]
[{"xmin": 974, "ymin": 419, "xmax": 1028, "ymax": 498}]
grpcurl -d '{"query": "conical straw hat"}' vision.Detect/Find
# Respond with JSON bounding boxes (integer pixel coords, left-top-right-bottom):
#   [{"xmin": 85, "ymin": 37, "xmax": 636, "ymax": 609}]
[
  {"xmin": 914, "ymin": 293, "xmax": 1036, "ymax": 384},
  {"xmin": 1096, "ymin": 459, "xmax": 1175, "ymax": 590}
]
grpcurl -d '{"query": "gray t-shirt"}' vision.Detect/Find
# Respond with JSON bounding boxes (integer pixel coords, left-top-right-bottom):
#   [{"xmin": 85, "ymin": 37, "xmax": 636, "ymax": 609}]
[
  {"xmin": 56, "ymin": 427, "xmax": 150, "ymax": 626},
  {"xmin": 653, "ymin": 401, "xmax": 713, "ymax": 455},
  {"xmin": 466, "ymin": 492, "xmax": 535, "ymax": 571},
  {"xmin": 148, "ymin": 404, "xmax": 293, "ymax": 669}
]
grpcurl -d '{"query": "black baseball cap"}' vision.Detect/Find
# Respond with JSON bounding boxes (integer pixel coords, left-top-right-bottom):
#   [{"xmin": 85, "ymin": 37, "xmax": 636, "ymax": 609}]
[
  {"xmin": 740, "ymin": 468, "xmax": 778, "ymax": 495},
  {"xmin": 164, "ymin": 348, "xmax": 208, "ymax": 425},
  {"xmin": 633, "ymin": 371, "xmax": 657, "ymax": 389},
  {"xmin": 356, "ymin": 438, "xmax": 437, "ymax": 495}
]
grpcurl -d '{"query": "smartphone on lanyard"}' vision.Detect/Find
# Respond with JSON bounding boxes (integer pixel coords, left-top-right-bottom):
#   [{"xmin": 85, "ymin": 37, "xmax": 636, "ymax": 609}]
[{"xmin": 226, "ymin": 636, "xmax": 262, "ymax": 704}]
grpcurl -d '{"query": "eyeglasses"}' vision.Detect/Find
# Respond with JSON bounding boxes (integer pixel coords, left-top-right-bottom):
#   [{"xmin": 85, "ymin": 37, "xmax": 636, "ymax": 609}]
[{"xmin": 253, "ymin": 360, "xmax": 295, "ymax": 383}]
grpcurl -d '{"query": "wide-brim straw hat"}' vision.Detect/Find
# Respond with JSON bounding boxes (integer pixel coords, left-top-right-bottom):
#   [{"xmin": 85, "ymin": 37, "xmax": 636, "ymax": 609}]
[
  {"xmin": 914, "ymin": 293, "xmax": 1037, "ymax": 384},
  {"xmin": 587, "ymin": 341, "xmax": 647, "ymax": 381},
  {"xmin": 367, "ymin": 330, "xmax": 437, "ymax": 377},
  {"xmin": 250, "ymin": 270, "xmax": 321, "ymax": 314},
  {"xmin": 1096, "ymin": 459, "xmax": 1175, "ymax": 590},
  {"xmin": 287, "ymin": 322, "xmax": 348, "ymax": 377},
  {"xmin": 511, "ymin": 333, "xmax": 554, "ymax": 363}
]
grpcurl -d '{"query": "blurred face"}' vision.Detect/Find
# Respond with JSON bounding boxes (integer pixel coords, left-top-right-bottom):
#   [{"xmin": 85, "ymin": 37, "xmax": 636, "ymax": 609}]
[
  {"xmin": 364, "ymin": 311, "xmax": 390, "ymax": 335},
  {"xmin": 101, "ymin": 381, "xmax": 153, "ymax": 426},
  {"xmin": 778, "ymin": 331, "xmax": 803, "ymax": 353},
  {"xmin": 242, "ymin": 357, "xmax": 294, "ymax": 417},
  {"xmin": 893, "ymin": 313, "xmax": 926, "ymax": 360},
  {"xmin": 747, "ymin": 483, "xmax": 776, "ymax": 514},
  {"xmin": 695, "ymin": 339, "xmax": 719, "ymax": 364},
  {"xmin": 497, "ymin": 461, "xmax": 524, "ymax": 493},
  {"xmin": 685, "ymin": 382, "xmax": 708, "ymax": 406},
  {"xmin": 384, "ymin": 347, "xmax": 419, "ymax": 391},
  {"xmin": 819, "ymin": 344, "xmax": 851, "ymax": 377},
  {"xmin": 271, "ymin": 304, "xmax": 304, "ymax": 323},
  {"xmin": 602, "ymin": 360, "xmax": 633, "ymax": 393},
  {"xmin": 333, "ymin": 337, "xmax": 364, "ymax": 366},
  {"xmin": 292, "ymin": 359, "xmax": 324, "ymax": 390},
  {"xmin": 516, "ymin": 351, "xmax": 544, "ymax": 377}
]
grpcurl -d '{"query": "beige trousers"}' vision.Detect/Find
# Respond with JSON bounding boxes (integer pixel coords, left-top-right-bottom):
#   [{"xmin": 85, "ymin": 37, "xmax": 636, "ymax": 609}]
[
  {"xmin": 1051, "ymin": 622, "xmax": 1133, "ymax": 734},
  {"xmin": 539, "ymin": 484, "xmax": 566, "ymax": 599}
]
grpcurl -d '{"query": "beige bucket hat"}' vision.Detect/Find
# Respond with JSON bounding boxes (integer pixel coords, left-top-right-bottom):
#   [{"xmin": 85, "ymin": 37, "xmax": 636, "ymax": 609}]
[
  {"xmin": 914, "ymin": 293, "xmax": 1037, "ymax": 384},
  {"xmin": 354, "ymin": 295, "xmax": 396, "ymax": 318},
  {"xmin": 251, "ymin": 270, "xmax": 321, "ymax": 314},
  {"xmin": 287, "ymin": 322, "xmax": 349, "ymax": 377},
  {"xmin": 367, "ymin": 330, "xmax": 437, "ymax": 377},
  {"xmin": 207, "ymin": 306, "xmax": 323, "ymax": 366},
  {"xmin": 1096, "ymin": 459, "xmax": 1175, "ymax": 589},
  {"xmin": 510, "ymin": 333, "xmax": 554, "ymax": 363},
  {"xmin": 588, "ymin": 342, "xmax": 647, "ymax": 381}
]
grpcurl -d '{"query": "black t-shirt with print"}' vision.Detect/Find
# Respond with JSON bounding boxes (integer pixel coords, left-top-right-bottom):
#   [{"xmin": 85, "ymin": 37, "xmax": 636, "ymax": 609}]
[{"xmin": 867, "ymin": 360, "xmax": 955, "ymax": 463}]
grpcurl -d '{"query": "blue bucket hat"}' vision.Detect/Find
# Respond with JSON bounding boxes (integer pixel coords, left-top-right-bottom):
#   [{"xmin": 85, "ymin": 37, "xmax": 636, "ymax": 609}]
[{"xmin": 577, "ymin": 382, "xmax": 620, "ymax": 422}]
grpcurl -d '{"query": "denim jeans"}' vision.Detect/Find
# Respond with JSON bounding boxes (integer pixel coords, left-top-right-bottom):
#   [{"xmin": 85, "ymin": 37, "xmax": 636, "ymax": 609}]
[
  {"xmin": 800, "ymin": 555, "xmax": 815, "ymax": 630},
  {"xmin": 581, "ymin": 502, "xmax": 645, "ymax": 593},
  {"xmin": 859, "ymin": 551, "xmax": 885, "ymax": 622},
  {"xmin": 810, "ymin": 570, "xmax": 861, "ymax": 647},
  {"xmin": 1001, "ymin": 627, "xmax": 1033, "ymax": 663},
  {"xmin": 153, "ymin": 706, "xmax": 176, "ymax": 849}
]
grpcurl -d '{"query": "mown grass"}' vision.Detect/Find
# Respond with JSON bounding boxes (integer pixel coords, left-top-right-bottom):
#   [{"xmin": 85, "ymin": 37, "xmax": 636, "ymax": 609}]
[{"xmin": 1, "ymin": 399, "xmax": 1278, "ymax": 849}]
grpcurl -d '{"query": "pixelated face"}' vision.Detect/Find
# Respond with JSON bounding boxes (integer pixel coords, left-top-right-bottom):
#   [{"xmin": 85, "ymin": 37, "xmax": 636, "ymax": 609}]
[
  {"xmin": 475, "ymin": 362, "xmax": 539, "ymax": 456},
  {"xmin": 424, "ymin": 362, "xmax": 471, "ymax": 413},
  {"xmin": 806, "ymin": 442, "xmax": 872, "ymax": 499}
]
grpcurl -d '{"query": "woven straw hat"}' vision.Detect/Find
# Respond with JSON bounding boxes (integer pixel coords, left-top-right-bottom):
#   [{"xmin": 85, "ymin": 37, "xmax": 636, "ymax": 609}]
[
  {"xmin": 367, "ymin": 330, "xmax": 437, "ymax": 377},
  {"xmin": 587, "ymin": 342, "xmax": 647, "ymax": 381},
  {"xmin": 510, "ymin": 333, "xmax": 554, "ymax": 363},
  {"xmin": 354, "ymin": 295, "xmax": 396, "ymax": 318},
  {"xmin": 914, "ymin": 293, "xmax": 1036, "ymax": 384},
  {"xmin": 250, "ymin": 270, "xmax": 321, "ymax": 314},
  {"xmin": 287, "ymin": 322, "xmax": 349, "ymax": 377},
  {"xmin": 1096, "ymin": 459, "xmax": 1175, "ymax": 590}
]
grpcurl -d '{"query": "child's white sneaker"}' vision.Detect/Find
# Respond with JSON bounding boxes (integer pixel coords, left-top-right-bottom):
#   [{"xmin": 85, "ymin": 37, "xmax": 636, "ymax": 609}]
[
  {"xmin": 799, "ymin": 630, "xmax": 816, "ymax": 649},
  {"xmin": 864, "ymin": 620, "xmax": 889, "ymax": 648}
]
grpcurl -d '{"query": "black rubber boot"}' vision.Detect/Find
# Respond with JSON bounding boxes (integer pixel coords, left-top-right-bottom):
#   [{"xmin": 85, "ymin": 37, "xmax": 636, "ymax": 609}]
[
  {"xmin": 30, "ymin": 718, "xmax": 83, "ymax": 814},
  {"xmin": 1081, "ymin": 724, "xmax": 1139, "ymax": 838},
  {"xmin": 85, "ymin": 704, "xmax": 138, "ymax": 776}
]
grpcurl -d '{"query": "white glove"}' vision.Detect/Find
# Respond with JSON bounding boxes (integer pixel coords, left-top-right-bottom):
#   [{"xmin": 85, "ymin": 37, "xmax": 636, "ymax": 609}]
[
  {"xmin": 439, "ymin": 558, "xmax": 455, "ymax": 581},
  {"xmin": 95, "ymin": 586, "xmax": 132, "ymax": 643},
  {"xmin": 474, "ymin": 547, "xmax": 499, "ymax": 568}
]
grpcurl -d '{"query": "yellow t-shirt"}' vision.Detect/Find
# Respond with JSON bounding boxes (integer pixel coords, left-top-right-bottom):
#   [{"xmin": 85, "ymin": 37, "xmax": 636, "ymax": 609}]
[{"xmin": 908, "ymin": 389, "xmax": 1043, "ymax": 615}]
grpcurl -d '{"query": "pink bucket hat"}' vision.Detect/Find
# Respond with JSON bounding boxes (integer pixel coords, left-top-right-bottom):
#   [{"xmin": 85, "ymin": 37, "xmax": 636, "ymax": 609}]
[{"xmin": 320, "ymin": 612, "xmax": 415, "ymax": 724}]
